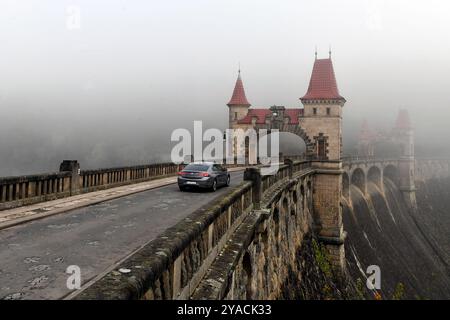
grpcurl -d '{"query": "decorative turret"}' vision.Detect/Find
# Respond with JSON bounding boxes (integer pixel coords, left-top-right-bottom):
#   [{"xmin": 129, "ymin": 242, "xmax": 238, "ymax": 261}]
[
  {"xmin": 227, "ymin": 70, "xmax": 251, "ymax": 107},
  {"xmin": 394, "ymin": 109, "xmax": 414, "ymax": 158},
  {"xmin": 357, "ymin": 119, "xmax": 375, "ymax": 157},
  {"xmin": 228, "ymin": 70, "xmax": 251, "ymax": 129}
]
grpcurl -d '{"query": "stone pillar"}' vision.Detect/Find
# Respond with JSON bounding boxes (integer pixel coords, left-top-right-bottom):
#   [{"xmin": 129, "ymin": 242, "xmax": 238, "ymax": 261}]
[
  {"xmin": 312, "ymin": 160, "xmax": 346, "ymax": 271},
  {"xmin": 398, "ymin": 157, "xmax": 417, "ymax": 209},
  {"xmin": 394, "ymin": 109, "xmax": 417, "ymax": 209},
  {"xmin": 244, "ymin": 167, "xmax": 262, "ymax": 210},
  {"xmin": 60, "ymin": 160, "xmax": 80, "ymax": 196}
]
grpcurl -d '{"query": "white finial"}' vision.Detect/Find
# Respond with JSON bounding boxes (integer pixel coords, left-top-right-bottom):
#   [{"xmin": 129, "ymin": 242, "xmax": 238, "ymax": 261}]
[
  {"xmin": 315, "ymin": 46, "xmax": 318, "ymax": 60},
  {"xmin": 329, "ymin": 45, "xmax": 332, "ymax": 58}
]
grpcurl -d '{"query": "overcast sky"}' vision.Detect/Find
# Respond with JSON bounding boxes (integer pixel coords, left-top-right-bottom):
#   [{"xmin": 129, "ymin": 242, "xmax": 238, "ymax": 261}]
[{"xmin": 0, "ymin": 0, "xmax": 449, "ymax": 175}]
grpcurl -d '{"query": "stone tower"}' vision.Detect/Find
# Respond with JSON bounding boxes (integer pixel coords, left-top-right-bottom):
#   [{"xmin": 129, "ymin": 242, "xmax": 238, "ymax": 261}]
[
  {"xmin": 299, "ymin": 56, "xmax": 346, "ymax": 161},
  {"xmin": 357, "ymin": 119, "xmax": 375, "ymax": 157},
  {"xmin": 299, "ymin": 55, "xmax": 347, "ymax": 269},
  {"xmin": 394, "ymin": 109, "xmax": 417, "ymax": 208}
]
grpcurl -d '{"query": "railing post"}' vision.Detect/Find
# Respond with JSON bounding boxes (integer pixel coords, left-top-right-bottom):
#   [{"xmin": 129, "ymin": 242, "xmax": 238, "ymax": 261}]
[
  {"xmin": 244, "ymin": 167, "xmax": 262, "ymax": 210},
  {"xmin": 60, "ymin": 160, "xmax": 80, "ymax": 196}
]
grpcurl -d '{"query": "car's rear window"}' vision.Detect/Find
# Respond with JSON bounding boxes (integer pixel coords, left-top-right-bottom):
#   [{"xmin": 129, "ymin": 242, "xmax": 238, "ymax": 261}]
[{"xmin": 183, "ymin": 164, "xmax": 209, "ymax": 171}]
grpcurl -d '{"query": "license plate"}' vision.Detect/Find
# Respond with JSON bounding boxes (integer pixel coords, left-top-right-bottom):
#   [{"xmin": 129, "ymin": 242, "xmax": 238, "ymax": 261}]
[{"xmin": 186, "ymin": 181, "xmax": 197, "ymax": 185}]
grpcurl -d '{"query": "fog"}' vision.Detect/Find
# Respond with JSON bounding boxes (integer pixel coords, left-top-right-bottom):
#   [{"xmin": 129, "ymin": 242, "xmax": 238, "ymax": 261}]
[{"xmin": 1, "ymin": 0, "xmax": 450, "ymax": 176}]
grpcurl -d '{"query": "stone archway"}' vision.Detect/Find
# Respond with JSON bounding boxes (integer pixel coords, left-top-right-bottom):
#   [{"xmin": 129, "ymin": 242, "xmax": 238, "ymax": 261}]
[
  {"xmin": 384, "ymin": 165, "xmax": 399, "ymax": 186},
  {"xmin": 254, "ymin": 122, "xmax": 316, "ymax": 159},
  {"xmin": 368, "ymin": 166, "xmax": 382, "ymax": 190},
  {"xmin": 351, "ymin": 168, "xmax": 366, "ymax": 194}
]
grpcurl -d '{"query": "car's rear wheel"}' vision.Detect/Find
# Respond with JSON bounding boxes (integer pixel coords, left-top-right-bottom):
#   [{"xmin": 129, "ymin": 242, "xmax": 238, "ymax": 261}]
[
  {"xmin": 225, "ymin": 175, "xmax": 230, "ymax": 187},
  {"xmin": 211, "ymin": 179, "xmax": 217, "ymax": 192},
  {"xmin": 179, "ymin": 186, "xmax": 186, "ymax": 192}
]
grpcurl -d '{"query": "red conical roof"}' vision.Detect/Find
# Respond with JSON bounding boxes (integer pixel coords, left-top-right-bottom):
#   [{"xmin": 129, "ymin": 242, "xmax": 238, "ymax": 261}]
[
  {"xmin": 395, "ymin": 109, "xmax": 412, "ymax": 129},
  {"xmin": 301, "ymin": 58, "xmax": 345, "ymax": 101},
  {"xmin": 227, "ymin": 72, "xmax": 251, "ymax": 106}
]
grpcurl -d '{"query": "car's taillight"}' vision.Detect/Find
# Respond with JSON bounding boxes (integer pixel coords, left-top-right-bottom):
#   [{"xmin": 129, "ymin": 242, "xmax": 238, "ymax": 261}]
[
  {"xmin": 177, "ymin": 171, "xmax": 184, "ymax": 176},
  {"xmin": 201, "ymin": 172, "xmax": 209, "ymax": 177}
]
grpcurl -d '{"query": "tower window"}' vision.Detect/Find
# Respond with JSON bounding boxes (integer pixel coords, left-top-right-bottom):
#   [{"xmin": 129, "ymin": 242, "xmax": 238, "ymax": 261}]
[
  {"xmin": 326, "ymin": 107, "xmax": 331, "ymax": 115},
  {"xmin": 234, "ymin": 112, "xmax": 238, "ymax": 120},
  {"xmin": 313, "ymin": 108, "xmax": 317, "ymax": 115}
]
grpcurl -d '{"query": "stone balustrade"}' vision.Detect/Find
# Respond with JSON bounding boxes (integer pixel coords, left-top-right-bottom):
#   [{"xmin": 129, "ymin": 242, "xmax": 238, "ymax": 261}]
[
  {"xmin": 0, "ymin": 172, "xmax": 73, "ymax": 210},
  {"xmin": 79, "ymin": 163, "xmax": 179, "ymax": 193},
  {"xmin": 0, "ymin": 160, "xmax": 180, "ymax": 211}
]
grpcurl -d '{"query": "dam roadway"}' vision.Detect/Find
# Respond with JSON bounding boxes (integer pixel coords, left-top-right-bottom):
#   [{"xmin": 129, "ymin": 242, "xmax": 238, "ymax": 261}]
[{"xmin": 0, "ymin": 171, "xmax": 244, "ymax": 300}]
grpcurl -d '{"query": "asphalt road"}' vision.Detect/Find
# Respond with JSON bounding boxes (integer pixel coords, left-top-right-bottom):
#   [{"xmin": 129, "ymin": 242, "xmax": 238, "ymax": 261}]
[{"xmin": 0, "ymin": 171, "xmax": 243, "ymax": 300}]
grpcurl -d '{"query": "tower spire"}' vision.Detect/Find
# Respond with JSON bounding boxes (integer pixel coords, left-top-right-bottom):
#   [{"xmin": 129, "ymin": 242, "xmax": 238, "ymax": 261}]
[
  {"xmin": 329, "ymin": 45, "xmax": 332, "ymax": 58},
  {"xmin": 315, "ymin": 46, "xmax": 318, "ymax": 60},
  {"xmin": 301, "ymin": 57, "xmax": 345, "ymax": 101},
  {"xmin": 227, "ymin": 69, "xmax": 251, "ymax": 106}
]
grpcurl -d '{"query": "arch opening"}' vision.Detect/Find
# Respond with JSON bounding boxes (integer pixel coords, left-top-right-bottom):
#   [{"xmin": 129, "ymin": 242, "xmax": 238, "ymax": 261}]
[
  {"xmin": 384, "ymin": 165, "xmax": 399, "ymax": 185},
  {"xmin": 259, "ymin": 131, "xmax": 308, "ymax": 161},
  {"xmin": 367, "ymin": 166, "xmax": 382, "ymax": 189},
  {"xmin": 255, "ymin": 123, "xmax": 315, "ymax": 159},
  {"xmin": 351, "ymin": 168, "xmax": 366, "ymax": 194}
]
